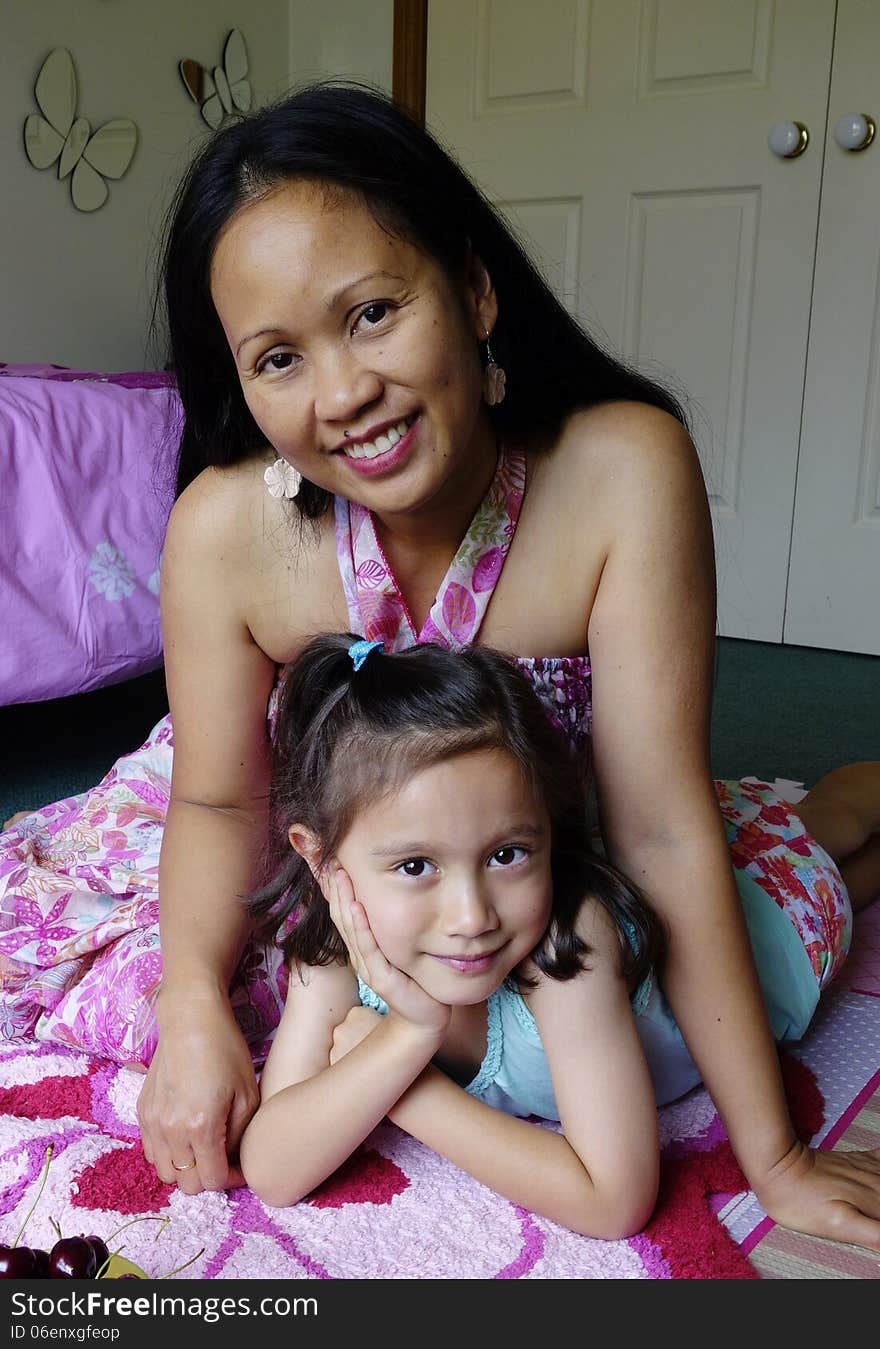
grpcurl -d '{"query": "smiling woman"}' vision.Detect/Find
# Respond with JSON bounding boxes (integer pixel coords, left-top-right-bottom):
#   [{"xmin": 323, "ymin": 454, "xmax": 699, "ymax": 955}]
[{"xmin": 208, "ymin": 178, "xmax": 494, "ymax": 518}]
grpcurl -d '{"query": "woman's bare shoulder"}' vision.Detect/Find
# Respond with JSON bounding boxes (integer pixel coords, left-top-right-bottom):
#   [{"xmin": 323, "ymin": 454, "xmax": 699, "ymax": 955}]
[
  {"xmin": 530, "ymin": 401, "xmax": 704, "ymax": 538},
  {"xmin": 165, "ymin": 457, "xmax": 335, "ymax": 581},
  {"xmin": 556, "ymin": 400, "xmax": 696, "ymax": 476},
  {"xmin": 166, "ymin": 456, "xmax": 278, "ymax": 549}
]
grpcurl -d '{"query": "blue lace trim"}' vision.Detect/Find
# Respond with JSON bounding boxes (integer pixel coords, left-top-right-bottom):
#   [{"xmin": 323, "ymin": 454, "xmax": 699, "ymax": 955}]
[
  {"xmin": 465, "ymin": 989, "xmax": 503, "ymax": 1097},
  {"xmin": 357, "ymin": 976, "xmax": 389, "ymax": 1016},
  {"xmin": 504, "ymin": 980, "xmax": 541, "ymax": 1040}
]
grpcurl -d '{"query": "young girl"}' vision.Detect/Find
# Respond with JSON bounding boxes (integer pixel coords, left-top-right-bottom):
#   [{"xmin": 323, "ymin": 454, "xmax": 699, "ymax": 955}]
[{"xmin": 238, "ymin": 635, "xmax": 879, "ymax": 1240}]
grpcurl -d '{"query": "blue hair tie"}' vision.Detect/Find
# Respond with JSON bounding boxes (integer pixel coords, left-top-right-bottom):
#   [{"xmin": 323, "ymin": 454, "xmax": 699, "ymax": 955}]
[{"xmin": 348, "ymin": 639, "xmax": 384, "ymax": 672}]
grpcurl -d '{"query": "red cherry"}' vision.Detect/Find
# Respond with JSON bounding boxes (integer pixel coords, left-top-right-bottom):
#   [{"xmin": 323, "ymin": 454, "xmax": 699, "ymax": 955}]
[
  {"xmin": 0, "ymin": 1245, "xmax": 37, "ymax": 1278},
  {"xmin": 84, "ymin": 1236, "xmax": 110, "ymax": 1275},
  {"xmin": 31, "ymin": 1250, "xmax": 51, "ymax": 1278},
  {"xmin": 48, "ymin": 1236, "xmax": 97, "ymax": 1279}
]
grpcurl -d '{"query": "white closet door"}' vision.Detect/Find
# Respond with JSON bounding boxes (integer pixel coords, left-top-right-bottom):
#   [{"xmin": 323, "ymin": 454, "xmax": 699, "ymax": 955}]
[
  {"xmin": 426, "ymin": 0, "xmax": 835, "ymax": 640},
  {"xmin": 784, "ymin": 0, "xmax": 880, "ymax": 656}
]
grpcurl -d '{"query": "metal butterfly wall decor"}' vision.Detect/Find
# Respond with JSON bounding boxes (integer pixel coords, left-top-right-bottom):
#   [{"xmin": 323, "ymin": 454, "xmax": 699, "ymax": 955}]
[
  {"xmin": 23, "ymin": 48, "xmax": 138, "ymax": 213},
  {"xmin": 179, "ymin": 29, "xmax": 252, "ymax": 130}
]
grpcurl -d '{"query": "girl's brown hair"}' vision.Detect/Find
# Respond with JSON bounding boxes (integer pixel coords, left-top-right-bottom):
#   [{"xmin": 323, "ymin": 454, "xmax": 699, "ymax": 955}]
[{"xmin": 248, "ymin": 634, "xmax": 665, "ymax": 986}]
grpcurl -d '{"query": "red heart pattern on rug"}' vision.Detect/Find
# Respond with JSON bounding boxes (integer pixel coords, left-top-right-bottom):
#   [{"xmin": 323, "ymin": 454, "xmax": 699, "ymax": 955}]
[
  {"xmin": 0, "ymin": 1063, "xmax": 98, "ymax": 1121},
  {"xmin": 71, "ymin": 1144, "xmax": 174, "ymax": 1214},
  {"xmin": 307, "ymin": 1147, "xmax": 410, "ymax": 1208}
]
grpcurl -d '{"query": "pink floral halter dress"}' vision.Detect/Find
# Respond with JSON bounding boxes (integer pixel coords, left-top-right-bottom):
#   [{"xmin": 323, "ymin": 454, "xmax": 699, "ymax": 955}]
[
  {"xmin": 334, "ymin": 444, "xmax": 592, "ymax": 758},
  {"xmin": 0, "ymin": 445, "xmax": 850, "ymax": 1075}
]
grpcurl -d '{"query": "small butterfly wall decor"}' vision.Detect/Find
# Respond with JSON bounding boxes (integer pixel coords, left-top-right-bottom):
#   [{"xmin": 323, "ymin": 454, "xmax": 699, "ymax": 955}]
[
  {"xmin": 23, "ymin": 48, "xmax": 137, "ymax": 213},
  {"xmin": 179, "ymin": 29, "xmax": 252, "ymax": 130}
]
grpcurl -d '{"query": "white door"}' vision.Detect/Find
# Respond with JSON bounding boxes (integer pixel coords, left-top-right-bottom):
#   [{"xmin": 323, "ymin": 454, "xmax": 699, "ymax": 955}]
[
  {"xmin": 426, "ymin": 0, "xmax": 836, "ymax": 640},
  {"xmin": 784, "ymin": 0, "xmax": 880, "ymax": 656}
]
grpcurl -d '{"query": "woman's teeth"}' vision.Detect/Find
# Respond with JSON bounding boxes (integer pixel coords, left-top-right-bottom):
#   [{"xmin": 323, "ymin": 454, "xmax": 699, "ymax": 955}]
[{"xmin": 344, "ymin": 418, "xmax": 411, "ymax": 460}]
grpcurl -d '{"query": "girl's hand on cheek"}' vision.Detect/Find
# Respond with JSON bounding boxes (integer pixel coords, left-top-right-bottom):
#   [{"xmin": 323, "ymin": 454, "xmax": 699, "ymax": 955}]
[{"xmin": 327, "ymin": 866, "xmax": 451, "ymax": 1038}]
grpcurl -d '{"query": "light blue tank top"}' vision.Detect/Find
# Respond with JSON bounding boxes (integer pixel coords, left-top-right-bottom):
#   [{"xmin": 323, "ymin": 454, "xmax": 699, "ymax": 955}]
[{"xmin": 357, "ymin": 972, "xmax": 706, "ymax": 1115}]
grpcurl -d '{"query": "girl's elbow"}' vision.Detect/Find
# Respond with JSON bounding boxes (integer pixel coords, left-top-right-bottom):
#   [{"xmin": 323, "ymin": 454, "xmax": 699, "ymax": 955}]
[
  {"xmin": 570, "ymin": 1174, "xmax": 659, "ymax": 1240},
  {"xmin": 246, "ymin": 1175, "xmax": 303, "ymax": 1209},
  {"xmin": 604, "ymin": 1180, "xmax": 660, "ymax": 1240},
  {"xmin": 240, "ymin": 1123, "xmax": 301, "ymax": 1208},
  {"xmin": 241, "ymin": 1147, "xmax": 305, "ymax": 1209}
]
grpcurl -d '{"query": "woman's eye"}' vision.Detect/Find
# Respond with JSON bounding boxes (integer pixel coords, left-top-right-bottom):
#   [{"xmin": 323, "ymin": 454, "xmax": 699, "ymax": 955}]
[
  {"xmin": 259, "ymin": 352, "xmax": 295, "ymax": 374},
  {"xmin": 489, "ymin": 846, "xmax": 529, "ymax": 868},
  {"xmin": 357, "ymin": 302, "xmax": 389, "ymax": 329},
  {"xmin": 397, "ymin": 858, "xmax": 433, "ymax": 878}
]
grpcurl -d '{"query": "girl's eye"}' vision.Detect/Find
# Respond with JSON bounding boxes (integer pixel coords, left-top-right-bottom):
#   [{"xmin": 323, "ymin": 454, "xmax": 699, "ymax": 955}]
[
  {"xmin": 489, "ymin": 846, "xmax": 529, "ymax": 868},
  {"xmin": 396, "ymin": 858, "xmax": 435, "ymax": 878},
  {"xmin": 356, "ymin": 302, "xmax": 389, "ymax": 330}
]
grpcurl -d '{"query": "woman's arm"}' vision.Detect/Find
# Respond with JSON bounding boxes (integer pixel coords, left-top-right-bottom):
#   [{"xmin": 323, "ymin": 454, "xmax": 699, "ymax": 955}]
[
  {"xmin": 240, "ymin": 962, "xmax": 442, "ymax": 1208},
  {"xmin": 136, "ymin": 468, "xmax": 279, "ymax": 1193},
  {"xmin": 390, "ymin": 903, "xmax": 659, "ymax": 1238},
  {"xmin": 582, "ymin": 403, "xmax": 880, "ymax": 1250}
]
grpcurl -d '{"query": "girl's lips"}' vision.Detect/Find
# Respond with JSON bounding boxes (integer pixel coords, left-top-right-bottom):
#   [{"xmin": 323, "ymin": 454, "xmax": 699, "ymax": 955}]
[
  {"xmin": 339, "ymin": 415, "xmax": 419, "ymax": 477},
  {"xmin": 430, "ymin": 949, "xmax": 502, "ymax": 974}
]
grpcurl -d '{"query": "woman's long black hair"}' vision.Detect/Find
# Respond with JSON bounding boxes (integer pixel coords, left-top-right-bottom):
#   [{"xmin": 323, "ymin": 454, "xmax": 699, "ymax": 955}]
[
  {"xmin": 159, "ymin": 80, "xmax": 688, "ymax": 512},
  {"xmin": 248, "ymin": 634, "xmax": 665, "ymax": 987}
]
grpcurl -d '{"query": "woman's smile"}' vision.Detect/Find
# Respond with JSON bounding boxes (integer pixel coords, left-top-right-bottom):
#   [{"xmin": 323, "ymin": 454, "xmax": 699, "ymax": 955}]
[
  {"xmin": 209, "ymin": 180, "xmax": 499, "ymax": 525},
  {"xmin": 337, "ymin": 413, "xmax": 420, "ymax": 476}
]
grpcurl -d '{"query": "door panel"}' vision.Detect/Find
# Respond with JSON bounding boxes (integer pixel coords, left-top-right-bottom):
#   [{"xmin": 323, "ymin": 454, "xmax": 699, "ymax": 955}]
[
  {"xmin": 784, "ymin": 0, "xmax": 880, "ymax": 655},
  {"xmin": 427, "ymin": 0, "xmax": 836, "ymax": 640}
]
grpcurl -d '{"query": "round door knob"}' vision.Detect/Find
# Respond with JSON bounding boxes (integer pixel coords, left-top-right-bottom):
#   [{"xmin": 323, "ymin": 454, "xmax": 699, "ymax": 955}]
[
  {"xmin": 833, "ymin": 113, "xmax": 875, "ymax": 151},
  {"xmin": 768, "ymin": 120, "xmax": 809, "ymax": 158}
]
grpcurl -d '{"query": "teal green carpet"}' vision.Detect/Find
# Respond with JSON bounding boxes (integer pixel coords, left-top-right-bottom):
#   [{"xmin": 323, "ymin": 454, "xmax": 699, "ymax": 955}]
[
  {"xmin": 2, "ymin": 638, "xmax": 879, "ymax": 826},
  {"xmin": 710, "ymin": 638, "xmax": 880, "ymax": 785},
  {"xmin": 1, "ymin": 668, "xmax": 169, "ymax": 825}
]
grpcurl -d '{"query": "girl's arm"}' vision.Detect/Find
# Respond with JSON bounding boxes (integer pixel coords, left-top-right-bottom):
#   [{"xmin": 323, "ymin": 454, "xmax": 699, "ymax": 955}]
[
  {"xmin": 240, "ymin": 961, "xmax": 443, "ymax": 1208},
  {"xmin": 581, "ymin": 402, "xmax": 880, "ymax": 1250},
  {"xmin": 390, "ymin": 903, "xmax": 659, "ymax": 1238},
  {"xmin": 136, "ymin": 468, "xmax": 278, "ymax": 1192}
]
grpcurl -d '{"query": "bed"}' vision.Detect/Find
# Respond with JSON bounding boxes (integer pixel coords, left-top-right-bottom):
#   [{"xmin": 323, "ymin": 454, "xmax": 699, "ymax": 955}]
[{"xmin": 0, "ymin": 363, "xmax": 179, "ymax": 709}]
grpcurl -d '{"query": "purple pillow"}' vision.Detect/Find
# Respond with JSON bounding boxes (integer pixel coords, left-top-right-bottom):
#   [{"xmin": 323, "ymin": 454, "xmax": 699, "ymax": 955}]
[{"xmin": 1, "ymin": 365, "xmax": 180, "ymax": 704}]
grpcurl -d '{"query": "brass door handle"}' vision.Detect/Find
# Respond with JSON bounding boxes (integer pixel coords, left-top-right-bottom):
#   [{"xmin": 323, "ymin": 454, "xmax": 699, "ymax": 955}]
[
  {"xmin": 833, "ymin": 113, "xmax": 875, "ymax": 152},
  {"xmin": 768, "ymin": 121, "xmax": 809, "ymax": 159}
]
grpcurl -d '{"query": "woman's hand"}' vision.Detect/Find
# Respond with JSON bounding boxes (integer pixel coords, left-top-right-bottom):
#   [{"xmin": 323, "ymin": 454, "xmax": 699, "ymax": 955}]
[
  {"xmin": 755, "ymin": 1139, "xmax": 880, "ymax": 1252},
  {"xmin": 136, "ymin": 988, "xmax": 259, "ymax": 1194},
  {"xmin": 326, "ymin": 866, "xmax": 451, "ymax": 1039},
  {"xmin": 329, "ymin": 1005, "xmax": 384, "ymax": 1065}
]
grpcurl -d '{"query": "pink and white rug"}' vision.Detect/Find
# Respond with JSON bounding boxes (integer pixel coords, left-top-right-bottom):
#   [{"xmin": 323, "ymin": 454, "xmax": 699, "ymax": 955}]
[{"xmin": 2, "ymin": 905, "xmax": 878, "ymax": 1280}]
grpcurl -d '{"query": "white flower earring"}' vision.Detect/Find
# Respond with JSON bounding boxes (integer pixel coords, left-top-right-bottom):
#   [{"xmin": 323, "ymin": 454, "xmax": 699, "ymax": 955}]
[
  {"xmin": 482, "ymin": 329, "xmax": 506, "ymax": 407},
  {"xmin": 263, "ymin": 458, "xmax": 302, "ymax": 500}
]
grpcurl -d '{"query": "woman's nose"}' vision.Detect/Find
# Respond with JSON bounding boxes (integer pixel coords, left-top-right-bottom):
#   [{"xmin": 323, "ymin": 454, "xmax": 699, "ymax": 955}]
[{"xmin": 313, "ymin": 347, "xmax": 382, "ymax": 424}]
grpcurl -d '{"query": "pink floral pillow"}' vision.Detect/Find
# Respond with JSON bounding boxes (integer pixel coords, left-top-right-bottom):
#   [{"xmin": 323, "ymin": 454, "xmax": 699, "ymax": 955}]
[{"xmin": 0, "ymin": 364, "xmax": 180, "ymax": 705}]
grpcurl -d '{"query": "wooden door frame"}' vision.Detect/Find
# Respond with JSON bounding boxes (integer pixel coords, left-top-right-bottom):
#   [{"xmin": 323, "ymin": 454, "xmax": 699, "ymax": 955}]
[{"xmin": 393, "ymin": 0, "xmax": 428, "ymax": 122}]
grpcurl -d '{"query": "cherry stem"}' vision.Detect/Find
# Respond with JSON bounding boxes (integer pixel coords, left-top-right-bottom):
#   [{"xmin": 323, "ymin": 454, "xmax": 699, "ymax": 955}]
[
  {"xmin": 158, "ymin": 1248, "xmax": 205, "ymax": 1280},
  {"xmin": 94, "ymin": 1246, "xmax": 128, "ymax": 1280},
  {"xmin": 48, "ymin": 1216, "xmax": 63, "ymax": 1242},
  {"xmin": 105, "ymin": 1215, "xmax": 170, "ymax": 1245},
  {"xmin": 12, "ymin": 1144, "xmax": 53, "ymax": 1248}
]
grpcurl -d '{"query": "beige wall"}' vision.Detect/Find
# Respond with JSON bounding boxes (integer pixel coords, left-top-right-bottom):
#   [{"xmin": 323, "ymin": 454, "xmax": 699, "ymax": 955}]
[
  {"xmin": 2, "ymin": 0, "xmax": 393, "ymax": 371},
  {"xmin": 288, "ymin": 0, "xmax": 393, "ymax": 90}
]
